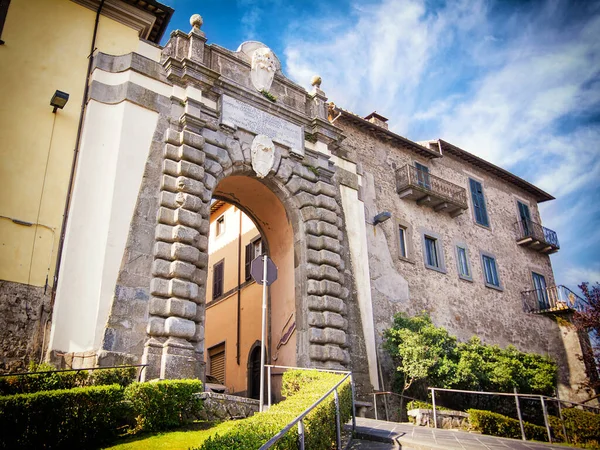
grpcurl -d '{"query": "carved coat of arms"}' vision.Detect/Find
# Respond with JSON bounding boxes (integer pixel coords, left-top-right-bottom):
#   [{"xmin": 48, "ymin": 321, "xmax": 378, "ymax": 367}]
[
  {"xmin": 251, "ymin": 134, "xmax": 275, "ymax": 178},
  {"xmin": 250, "ymin": 47, "xmax": 276, "ymax": 92}
]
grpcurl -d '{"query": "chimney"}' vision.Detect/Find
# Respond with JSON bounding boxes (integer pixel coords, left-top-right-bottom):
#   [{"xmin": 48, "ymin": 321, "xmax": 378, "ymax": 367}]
[{"xmin": 364, "ymin": 111, "xmax": 389, "ymax": 130}]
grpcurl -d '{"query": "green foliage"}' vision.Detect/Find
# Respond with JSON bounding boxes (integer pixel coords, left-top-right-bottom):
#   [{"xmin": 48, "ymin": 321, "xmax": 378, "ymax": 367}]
[
  {"xmin": 0, "ymin": 363, "xmax": 137, "ymax": 396},
  {"xmin": 384, "ymin": 313, "xmax": 558, "ymax": 411},
  {"xmin": 124, "ymin": 379, "xmax": 203, "ymax": 432},
  {"xmin": 406, "ymin": 400, "xmax": 451, "ymax": 411},
  {"xmin": 468, "ymin": 409, "xmax": 549, "ymax": 442},
  {"xmin": 195, "ymin": 370, "xmax": 352, "ymax": 450},
  {"xmin": 0, "ymin": 384, "xmax": 126, "ymax": 449},
  {"xmin": 549, "ymin": 408, "xmax": 600, "ymax": 448},
  {"xmin": 260, "ymin": 89, "xmax": 277, "ymax": 102}
]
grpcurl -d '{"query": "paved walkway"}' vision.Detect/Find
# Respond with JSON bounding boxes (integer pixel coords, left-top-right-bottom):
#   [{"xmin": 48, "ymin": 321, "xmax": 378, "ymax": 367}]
[{"xmin": 350, "ymin": 418, "xmax": 577, "ymax": 450}]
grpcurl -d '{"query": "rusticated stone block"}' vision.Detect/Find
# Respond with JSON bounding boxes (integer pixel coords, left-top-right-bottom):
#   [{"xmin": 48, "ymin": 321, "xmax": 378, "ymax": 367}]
[
  {"xmin": 309, "ymin": 344, "xmax": 349, "ymax": 364},
  {"xmin": 306, "ymin": 263, "xmax": 340, "ymax": 282},
  {"xmin": 204, "ymin": 172, "xmax": 216, "ymax": 191},
  {"xmin": 276, "ymin": 157, "xmax": 294, "ymax": 183},
  {"xmin": 172, "ymin": 242, "xmax": 200, "ymax": 263},
  {"xmin": 176, "ymin": 176, "xmax": 204, "ymax": 196},
  {"xmin": 157, "ymin": 207, "xmax": 176, "ymax": 225},
  {"xmin": 307, "ymin": 279, "xmax": 342, "ymax": 297},
  {"xmin": 147, "ymin": 317, "xmax": 166, "ymax": 336},
  {"xmin": 160, "ymin": 191, "xmax": 178, "ymax": 209},
  {"xmin": 152, "ymin": 259, "xmax": 170, "ymax": 277},
  {"xmin": 181, "ymin": 129, "xmax": 205, "ymax": 149},
  {"xmin": 203, "ymin": 143, "xmax": 232, "ymax": 169},
  {"xmin": 203, "ymin": 159, "xmax": 223, "ymax": 177},
  {"xmin": 164, "ymin": 317, "xmax": 196, "ymax": 339},
  {"xmin": 307, "ymin": 295, "xmax": 346, "ymax": 315},
  {"xmin": 150, "ymin": 278, "xmax": 169, "ymax": 297},
  {"xmin": 156, "ymin": 224, "xmax": 175, "ymax": 243},
  {"xmin": 309, "ymin": 327, "xmax": 347, "ymax": 346},
  {"xmin": 170, "ymin": 260, "xmax": 196, "ymax": 280},
  {"xmin": 172, "ymin": 224, "xmax": 199, "ymax": 244},
  {"xmin": 175, "ymin": 208, "xmax": 202, "ymax": 228},
  {"xmin": 175, "ymin": 192, "xmax": 203, "ymax": 212},
  {"xmin": 292, "ymin": 164, "xmax": 318, "ymax": 182},
  {"xmin": 300, "ymin": 206, "xmax": 338, "ymax": 225},
  {"xmin": 305, "ymin": 220, "xmax": 339, "ymax": 239},
  {"xmin": 165, "ymin": 128, "xmax": 181, "ymax": 145},
  {"xmin": 308, "ymin": 311, "xmax": 347, "ymax": 330},
  {"xmin": 161, "ymin": 174, "xmax": 178, "ymax": 192},
  {"xmin": 307, "ymin": 249, "xmax": 342, "ymax": 269},
  {"xmin": 154, "ymin": 242, "xmax": 173, "ymax": 261},
  {"xmin": 169, "ymin": 278, "xmax": 199, "ymax": 300},
  {"xmin": 178, "ymin": 160, "xmax": 204, "ymax": 180},
  {"xmin": 149, "ymin": 297, "xmax": 169, "ymax": 316},
  {"xmin": 307, "ymin": 235, "xmax": 341, "ymax": 253},
  {"xmin": 166, "ymin": 297, "xmax": 197, "ymax": 319},
  {"xmin": 196, "ymin": 252, "xmax": 209, "ymax": 269}
]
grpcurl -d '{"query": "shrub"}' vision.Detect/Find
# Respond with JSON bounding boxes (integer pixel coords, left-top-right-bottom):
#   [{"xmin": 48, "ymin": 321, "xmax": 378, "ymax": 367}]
[
  {"xmin": 196, "ymin": 370, "xmax": 352, "ymax": 450},
  {"xmin": 406, "ymin": 400, "xmax": 451, "ymax": 411},
  {"xmin": 0, "ymin": 384, "xmax": 126, "ymax": 449},
  {"xmin": 468, "ymin": 409, "xmax": 549, "ymax": 442},
  {"xmin": 0, "ymin": 364, "xmax": 137, "ymax": 395},
  {"xmin": 124, "ymin": 379, "xmax": 203, "ymax": 432},
  {"xmin": 549, "ymin": 408, "xmax": 600, "ymax": 448}
]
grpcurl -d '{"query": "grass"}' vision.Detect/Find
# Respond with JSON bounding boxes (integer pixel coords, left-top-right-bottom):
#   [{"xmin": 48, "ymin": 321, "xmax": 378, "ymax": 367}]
[{"xmin": 103, "ymin": 421, "xmax": 238, "ymax": 450}]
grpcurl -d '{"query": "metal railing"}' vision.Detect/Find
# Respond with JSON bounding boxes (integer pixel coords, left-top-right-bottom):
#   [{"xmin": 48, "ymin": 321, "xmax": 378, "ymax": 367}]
[
  {"xmin": 514, "ymin": 219, "xmax": 559, "ymax": 249},
  {"xmin": 261, "ymin": 365, "xmax": 355, "ymax": 450},
  {"xmin": 429, "ymin": 387, "xmax": 600, "ymax": 444},
  {"xmin": 0, "ymin": 364, "xmax": 148, "ymax": 381},
  {"xmin": 370, "ymin": 390, "xmax": 420, "ymax": 421},
  {"xmin": 396, "ymin": 164, "xmax": 468, "ymax": 207},
  {"xmin": 521, "ymin": 285, "xmax": 588, "ymax": 314}
]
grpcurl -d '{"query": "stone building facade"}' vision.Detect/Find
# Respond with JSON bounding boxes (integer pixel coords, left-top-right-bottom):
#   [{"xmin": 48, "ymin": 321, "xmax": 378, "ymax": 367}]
[{"xmin": 0, "ymin": 9, "xmax": 592, "ymax": 403}]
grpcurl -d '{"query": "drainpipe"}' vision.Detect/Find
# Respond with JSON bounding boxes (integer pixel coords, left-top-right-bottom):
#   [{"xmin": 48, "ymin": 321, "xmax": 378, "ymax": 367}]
[
  {"xmin": 236, "ymin": 209, "xmax": 242, "ymax": 365},
  {"xmin": 50, "ymin": 0, "xmax": 105, "ymax": 309}
]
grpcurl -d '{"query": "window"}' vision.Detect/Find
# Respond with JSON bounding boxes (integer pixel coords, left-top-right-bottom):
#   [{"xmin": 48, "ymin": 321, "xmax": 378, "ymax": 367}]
[
  {"xmin": 0, "ymin": 0, "xmax": 11, "ymax": 45},
  {"xmin": 425, "ymin": 236, "xmax": 439, "ymax": 268},
  {"xmin": 245, "ymin": 238, "xmax": 262, "ymax": 281},
  {"xmin": 216, "ymin": 215, "xmax": 225, "ymax": 236},
  {"xmin": 208, "ymin": 343, "xmax": 225, "ymax": 384},
  {"xmin": 398, "ymin": 226, "xmax": 407, "ymax": 258},
  {"xmin": 532, "ymin": 272, "xmax": 549, "ymax": 309},
  {"xmin": 456, "ymin": 245, "xmax": 471, "ymax": 280},
  {"xmin": 481, "ymin": 253, "xmax": 501, "ymax": 289},
  {"xmin": 212, "ymin": 260, "xmax": 224, "ymax": 299},
  {"xmin": 469, "ymin": 178, "xmax": 489, "ymax": 227},
  {"xmin": 517, "ymin": 201, "xmax": 532, "ymax": 237},
  {"xmin": 415, "ymin": 162, "xmax": 431, "ymax": 189}
]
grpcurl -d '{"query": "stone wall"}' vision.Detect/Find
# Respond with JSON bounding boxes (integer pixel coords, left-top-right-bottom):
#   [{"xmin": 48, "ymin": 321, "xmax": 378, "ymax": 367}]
[
  {"xmin": 336, "ymin": 118, "xmax": 589, "ymax": 401},
  {"xmin": 0, "ymin": 281, "xmax": 50, "ymax": 373}
]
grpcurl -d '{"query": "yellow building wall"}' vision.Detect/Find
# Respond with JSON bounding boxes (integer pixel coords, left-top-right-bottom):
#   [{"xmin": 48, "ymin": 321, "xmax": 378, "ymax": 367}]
[
  {"xmin": 0, "ymin": 0, "xmax": 141, "ymax": 287},
  {"xmin": 205, "ymin": 203, "xmax": 264, "ymax": 395}
]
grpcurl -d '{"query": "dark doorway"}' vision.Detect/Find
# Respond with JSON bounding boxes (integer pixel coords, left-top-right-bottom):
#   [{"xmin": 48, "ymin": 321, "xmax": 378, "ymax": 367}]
[{"xmin": 248, "ymin": 343, "xmax": 262, "ymax": 400}]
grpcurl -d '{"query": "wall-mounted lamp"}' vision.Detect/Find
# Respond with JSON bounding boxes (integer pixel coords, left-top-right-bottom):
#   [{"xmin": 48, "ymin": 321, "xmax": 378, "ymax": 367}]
[
  {"xmin": 373, "ymin": 211, "xmax": 392, "ymax": 225},
  {"xmin": 50, "ymin": 90, "xmax": 69, "ymax": 113}
]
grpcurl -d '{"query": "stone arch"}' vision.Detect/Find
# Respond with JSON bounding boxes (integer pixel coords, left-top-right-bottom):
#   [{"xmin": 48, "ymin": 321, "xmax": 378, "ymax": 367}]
[{"xmin": 141, "ymin": 117, "xmax": 350, "ymax": 380}]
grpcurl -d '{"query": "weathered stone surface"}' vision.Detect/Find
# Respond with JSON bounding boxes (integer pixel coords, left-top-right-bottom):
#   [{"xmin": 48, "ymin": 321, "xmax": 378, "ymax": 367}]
[
  {"xmin": 164, "ymin": 317, "xmax": 196, "ymax": 339},
  {"xmin": 307, "ymin": 295, "xmax": 347, "ymax": 315},
  {"xmin": 196, "ymin": 392, "xmax": 259, "ymax": 421}
]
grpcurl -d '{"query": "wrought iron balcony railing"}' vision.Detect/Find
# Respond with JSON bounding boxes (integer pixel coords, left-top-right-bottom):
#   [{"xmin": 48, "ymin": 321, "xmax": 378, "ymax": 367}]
[
  {"xmin": 522, "ymin": 285, "xmax": 588, "ymax": 314},
  {"xmin": 514, "ymin": 219, "xmax": 559, "ymax": 254},
  {"xmin": 396, "ymin": 165, "xmax": 468, "ymax": 217}
]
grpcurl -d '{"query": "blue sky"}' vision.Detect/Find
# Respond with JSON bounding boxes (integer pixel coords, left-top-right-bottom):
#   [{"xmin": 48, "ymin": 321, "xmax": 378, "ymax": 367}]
[{"xmin": 160, "ymin": 0, "xmax": 600, "ymax": 292}]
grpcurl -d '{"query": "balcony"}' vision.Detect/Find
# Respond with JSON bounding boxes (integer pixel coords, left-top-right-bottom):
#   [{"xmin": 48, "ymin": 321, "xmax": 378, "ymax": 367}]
[
  {"xmin": 522, "ymin": 285, "xmax": 588, "ymax": 314},
  {"xmin": 395, "ymin": 165, "xmax": 468, "ymax": 217},
  {"xmin": 514, "ymin": 219, "xmax": 559, "ymax": 254}
]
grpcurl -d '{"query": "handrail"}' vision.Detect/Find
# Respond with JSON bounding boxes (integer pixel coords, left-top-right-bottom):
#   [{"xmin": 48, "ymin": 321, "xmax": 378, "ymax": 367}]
[
  {"xmin": 396, "ymin": 164, "xmax": 468, "ymax": 207},
  {"xmin": 0, "ymin": 364, "xmax": 148, "ymax": 382},
  {"xmin": 521, "ymin": 285, "xmax": 588, "ymax": 314},
  {"xmin": 514, "ymin": 218, "xmax": 559, "ymax": 249},
  {"xmin": 260, "ymin": 371, "xmax": 352, "ymax": 449}
]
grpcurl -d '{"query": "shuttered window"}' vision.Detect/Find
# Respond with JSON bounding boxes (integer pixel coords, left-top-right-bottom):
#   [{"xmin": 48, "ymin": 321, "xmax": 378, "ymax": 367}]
[
  {"xmin": 469, "ymin": 179, "xmax": 489, "ymax": 227},
  {"xmin": 456, "ymin": 246, "xmax": 471, "ymax": 279},
  {"xmin": 482, "ymin": 254, "xmax": 500, "ymax": 288},
  {"xmin": 398, "ymin": 226, "xmax": 407, "ymax": 258},
  {"xmin": 245, "ymin": 238, "xmax": 262, "ymax": 281},
  {"xmin": 208, "ymin": 344, "xmax": 225, "ymax": 384},
  {"xmin": 424, "ymin": 236, "xmax": 439, "ymax": 268},
  {"xmin": 213, "ymin": 261, "xmax": 224, "ymax": 299}
]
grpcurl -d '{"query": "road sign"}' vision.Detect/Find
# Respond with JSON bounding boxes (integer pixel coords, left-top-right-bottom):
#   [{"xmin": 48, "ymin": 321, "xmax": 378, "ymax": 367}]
[{"xmin": 250, "ymin": 255, "xmax": 278, "ymax": 286}]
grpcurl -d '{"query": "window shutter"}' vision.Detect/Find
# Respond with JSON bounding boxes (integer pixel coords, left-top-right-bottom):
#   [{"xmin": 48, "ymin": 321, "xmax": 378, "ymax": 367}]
[
  {"xmin": 209, "ymin": 344, "xmax": 225, "ymax": 384},
  {"xmin": 245, "ymin": 243, "xmax": 252, "ymax": 281},
  {"xmin": 470, "ymin": 179, "xmax": 489, "ymax": 227},
  {"xmin": 213, "ymin": 262, "xmax": 223, "ymax": 299}
]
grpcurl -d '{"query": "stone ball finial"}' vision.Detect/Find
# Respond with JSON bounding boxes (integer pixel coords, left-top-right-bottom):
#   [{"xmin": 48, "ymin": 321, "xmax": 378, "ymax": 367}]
[
  {"xmin": 311, "ymin": 75, "xmax": 322, "ymax": 88},
  {"xmin": 190, "ymin": 14, "xmax": 203, "ymax": 30}
]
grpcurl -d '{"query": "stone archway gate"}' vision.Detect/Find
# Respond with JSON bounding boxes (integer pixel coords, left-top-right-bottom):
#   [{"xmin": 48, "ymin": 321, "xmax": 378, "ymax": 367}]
[{"xmin": 79, "ymin": 21, "xmax": 376, "ymax": 384}]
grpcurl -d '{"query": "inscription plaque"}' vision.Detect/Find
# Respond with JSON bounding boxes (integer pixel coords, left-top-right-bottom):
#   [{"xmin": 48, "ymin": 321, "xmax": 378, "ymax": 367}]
[{"xmin": 220, "ymin": 95, "xmax": 304, "ymax": 156}]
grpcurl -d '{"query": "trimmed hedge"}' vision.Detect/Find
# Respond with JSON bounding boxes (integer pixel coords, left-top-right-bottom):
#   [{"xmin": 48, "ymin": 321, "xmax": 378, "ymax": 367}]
[
  {"xmin": 195, "ymin": 370, "xmax": 352, "ymax": 450},
  {"xmin": 0, "ymin": 364, "xmax": 137, "ymax": 395},
  {"xmin": 549, "ymin": 408, "xmax": 600, "ymax": 448},
  {"xmin": 0, "ymin": 384, "xmax": 126, "ymax": 449},
  {"xmin": 468, "ymin": 409, "xmax": 549, "ymax": 442},
  {"xmin": 124, "ymin": 379, "xmax": 204, "ymax": 432},
  {"xmin": 406, "ymin": 400, "xmax": 451, "ymax": 411}
]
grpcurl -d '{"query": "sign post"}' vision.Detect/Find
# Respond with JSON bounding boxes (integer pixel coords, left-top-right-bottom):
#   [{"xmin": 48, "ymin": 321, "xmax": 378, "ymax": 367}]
[{"xmin": 250, "ymin": 254, "xmax": 278, "ymax": 412}]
